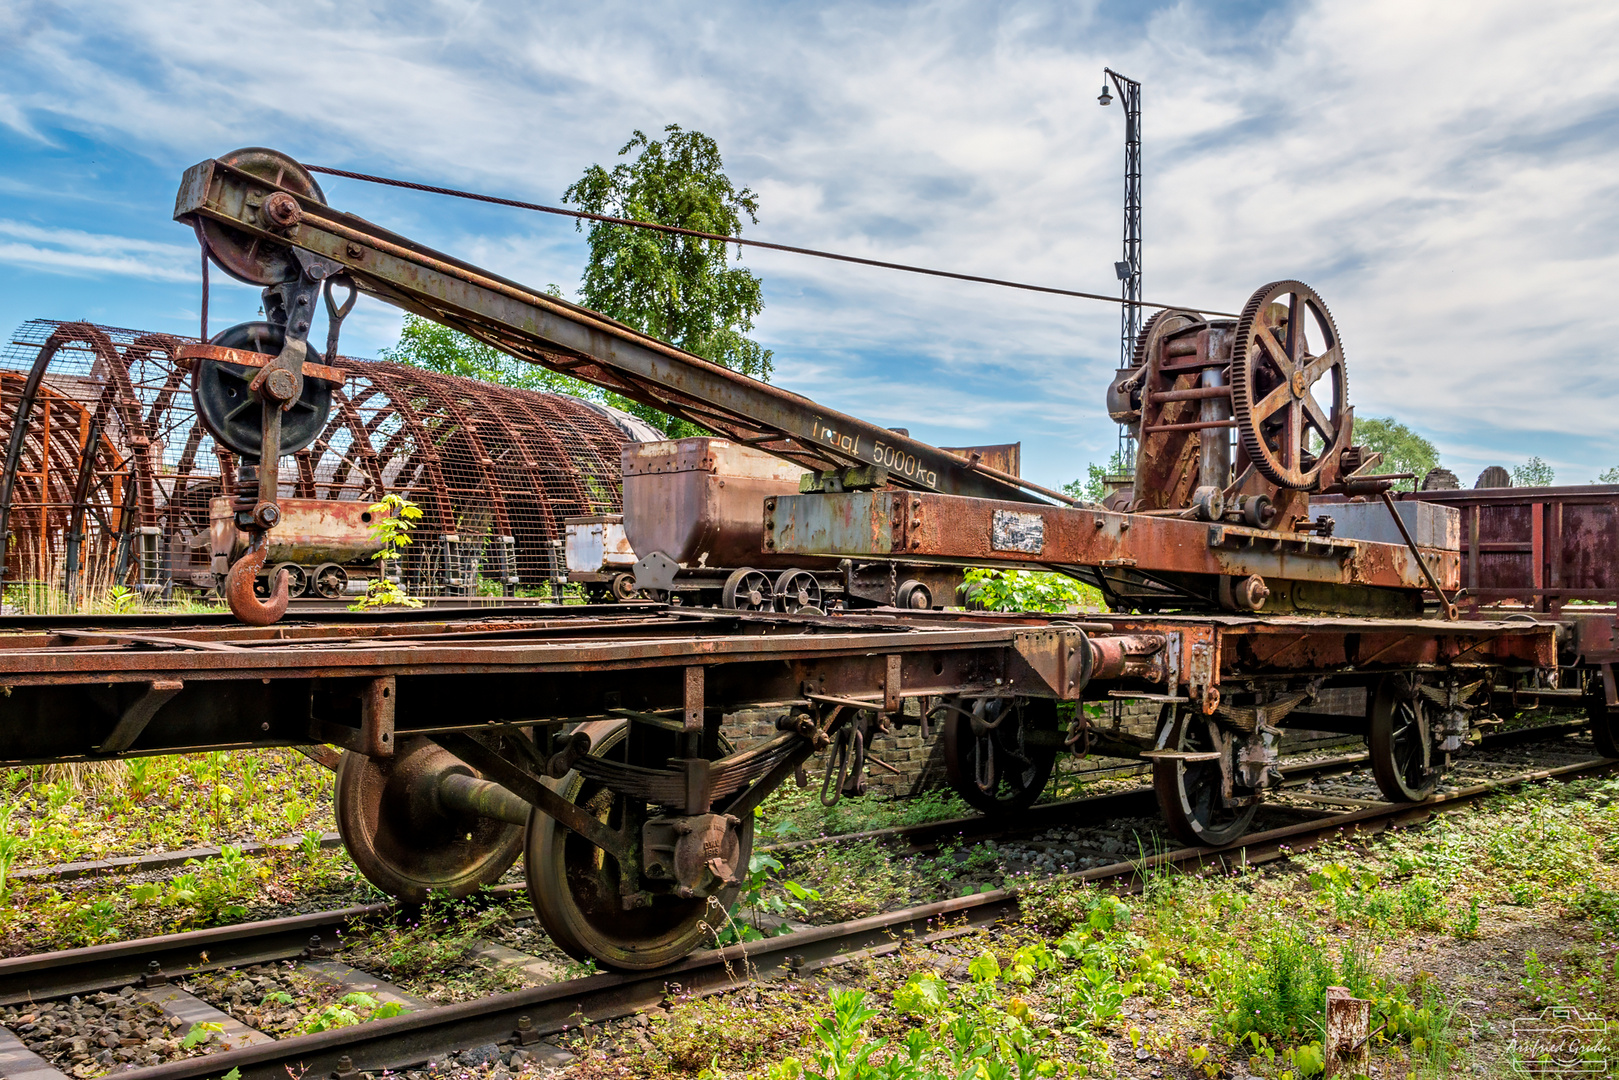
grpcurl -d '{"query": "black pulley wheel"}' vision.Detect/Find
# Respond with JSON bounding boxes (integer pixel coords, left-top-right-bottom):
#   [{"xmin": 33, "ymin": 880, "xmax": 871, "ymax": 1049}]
[
  {"xmin": 941, "ymin": 697, "xmax": 1057, "ymax": 814},
  {"xmin": 192, "ymin": 322, "xmax": 332, "ymax": 457},
  {"xmin": 1369, "ymin": 676, "xmax": 1438, "ymax": 802},
  {"xmin": 1153, "ymin": 705, "xmax": 1258, "ymax": 847}
]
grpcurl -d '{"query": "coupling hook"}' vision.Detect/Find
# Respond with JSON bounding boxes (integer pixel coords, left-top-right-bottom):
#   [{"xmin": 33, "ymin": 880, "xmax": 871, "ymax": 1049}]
[{"xmin": 225, "ymin": 534, "xmax": 290, "ymax": 626}]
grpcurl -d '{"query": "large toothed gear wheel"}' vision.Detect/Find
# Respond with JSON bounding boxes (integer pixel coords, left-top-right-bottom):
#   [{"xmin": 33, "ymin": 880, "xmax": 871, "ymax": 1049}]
[{"xmin": 1230, "ymin": 281, "xmax": 1348, "ymax": 490}]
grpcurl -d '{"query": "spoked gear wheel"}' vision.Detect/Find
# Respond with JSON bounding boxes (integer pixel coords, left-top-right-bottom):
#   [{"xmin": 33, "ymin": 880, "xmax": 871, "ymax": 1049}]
[
  {"xmin": 774, "ymin": 569, "xmax": 823, "ymax": 613},
  {"xmin": 1369, "ymin": 675, "xmax": 1438, "ymax": 802},
  {"xmin": 1152, "ymin": 705, "xmax": 1258, "ymax": 846},
  {"xmin": 940, "ymin": 697, "xmax": 1058, "ymax": 814},
  {"xmin": 334, "ymin": 736, "xmax": 525, "ymax": 902},
  {"xmin": 526, "ymin": 720, "xmax": 752, "ymax": 970},
  {"xmin": 1230, "ymin": 281, "xmax": 1349, "ymax": 490}
]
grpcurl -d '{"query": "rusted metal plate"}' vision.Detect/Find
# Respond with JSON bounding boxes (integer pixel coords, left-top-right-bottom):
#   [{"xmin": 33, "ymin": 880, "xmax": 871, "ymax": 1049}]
[
  {"xmin": 766, "ymin": 490, "xmax": 1457, "ymax": 592},
  {"xmin": 210, "ymin": 496, "xmax": 385, "ymax": 566},
  {"xmin": 940, "ymin": 442, "xmax": 1020, "ymax": 478},
  {"xmin": 1367, "ymin": 485, "xmax": 1619, "ymax": 610},
  {"xmin": 622, "ymin": 438, "xmax": 835, "ymax": 571}
]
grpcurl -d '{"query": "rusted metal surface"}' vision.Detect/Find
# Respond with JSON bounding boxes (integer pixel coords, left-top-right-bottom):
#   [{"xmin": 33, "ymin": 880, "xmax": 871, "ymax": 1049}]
[
  {"xmin": 0, "ymin": 609, "xmax": 1114, "ymax": 764},
  {"xmin": 1374, "ymin": 484, "xmax": 1619, "ymax": 613},
  {"xmin": 764, "ymin": 489, "xmax": 1457, "ymax": 594},
  {"xmin": 0, "ymin": 319, "xmax": 645, "ymax": 597},
  {"xmin": 622, "ymin": 438, "xmax": 830, "ymax": 571},
  {"xmin": 939, "ymin": 442, "xmax": 1020, "ymax": 478},
  {"xmin": 210, "ymin": 496, "xmax": 385, "ymax": 567}
]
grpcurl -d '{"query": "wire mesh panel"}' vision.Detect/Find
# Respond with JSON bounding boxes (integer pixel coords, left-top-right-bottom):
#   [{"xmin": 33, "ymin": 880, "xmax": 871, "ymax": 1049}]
[{"xmin": 0, "ymin": 320, "xmax": 644, "ymax": 599}]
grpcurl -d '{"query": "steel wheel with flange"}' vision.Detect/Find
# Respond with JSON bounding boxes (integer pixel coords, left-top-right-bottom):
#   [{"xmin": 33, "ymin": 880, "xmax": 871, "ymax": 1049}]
[
  {"xmin": 1369, "ymin": 675, "xmax": 1438, "ymax": 802},
  {"xmin": 1152, "ymin": 705, "xmax": 1258, "ymax": 847},
  {"xmin": 940, "ymin": 697, "xmax": 1058, "ymax": 814},
  {"xmin": 334, "ymin": 736, "xmax": 525, "ymax": 902},
  {"xmin": 720, "ymin": 567, "xmax": 773, "ymax": 611},
  {"xmin": 774, "ymin": 568, "xmax": 823, "ymax": 613},
  {"xmin": 1583, "ymin": 672, "xmax": 1619, "ymax": 759},
  {"xmin": 526, "ymin": 719, "xmax": 753, "ymax": 970}
]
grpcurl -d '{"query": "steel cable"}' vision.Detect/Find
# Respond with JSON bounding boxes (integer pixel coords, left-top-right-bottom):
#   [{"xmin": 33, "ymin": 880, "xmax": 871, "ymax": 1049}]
[{"xmin": 302, "ymin": 164, "xmax": 1237, "ymax": 317}]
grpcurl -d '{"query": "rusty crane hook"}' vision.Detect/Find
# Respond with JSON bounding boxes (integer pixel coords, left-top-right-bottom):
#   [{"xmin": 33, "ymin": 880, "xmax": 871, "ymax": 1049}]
[{"xmin": 225, "ymin": 533, "xmax": 290, "ymax": 626}]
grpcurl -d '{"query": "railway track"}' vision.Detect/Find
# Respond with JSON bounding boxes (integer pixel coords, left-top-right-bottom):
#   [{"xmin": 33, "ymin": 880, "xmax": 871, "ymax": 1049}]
[{"xmin": 0, "ymin": 724, "xmax": 1607, "ymax": 1080}]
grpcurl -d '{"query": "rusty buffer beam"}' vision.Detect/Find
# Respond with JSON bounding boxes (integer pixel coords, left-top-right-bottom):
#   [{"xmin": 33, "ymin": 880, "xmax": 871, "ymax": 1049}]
[{"xmin": 0, "ymin": 319, "xmax": 650, "ymax": 599}]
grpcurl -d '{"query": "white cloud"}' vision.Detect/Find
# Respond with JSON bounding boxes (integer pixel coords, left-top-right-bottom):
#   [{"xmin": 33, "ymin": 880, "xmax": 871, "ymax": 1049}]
[
  {"xmin": 1, "ymin": 0, "xmax": 1617, "ymax": 484},
  {"xmin": 0, "ymin": 221, "xmax": 197, "ymax": 281}
]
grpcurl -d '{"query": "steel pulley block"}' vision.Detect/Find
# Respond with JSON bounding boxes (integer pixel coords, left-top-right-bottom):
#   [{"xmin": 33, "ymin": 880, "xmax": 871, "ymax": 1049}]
[
  {"xmin": 195, "ymin": 147, "xmax": 327, "ymax": 286},
  {"xmin": 191, "ymin": 321, "xmax": 334, "ymax": 458}
]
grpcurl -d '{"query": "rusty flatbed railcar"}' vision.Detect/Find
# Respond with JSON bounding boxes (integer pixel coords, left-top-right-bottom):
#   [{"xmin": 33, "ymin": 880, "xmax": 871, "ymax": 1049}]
[{"xmin": 0, "ymin": 147, "xmax": 1585, "ymax": 972}]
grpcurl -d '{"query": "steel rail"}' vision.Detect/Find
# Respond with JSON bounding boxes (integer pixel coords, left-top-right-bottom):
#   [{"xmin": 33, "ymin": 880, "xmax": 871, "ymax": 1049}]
[{"xmin": 3, "ymin": 752, "xmax": 1607, "ymax": 1080}]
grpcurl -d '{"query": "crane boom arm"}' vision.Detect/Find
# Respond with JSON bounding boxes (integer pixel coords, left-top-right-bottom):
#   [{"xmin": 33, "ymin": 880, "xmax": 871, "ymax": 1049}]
[{"xmin": 174, "ymin": 155, "xmax": 1054, "ymax": 506}]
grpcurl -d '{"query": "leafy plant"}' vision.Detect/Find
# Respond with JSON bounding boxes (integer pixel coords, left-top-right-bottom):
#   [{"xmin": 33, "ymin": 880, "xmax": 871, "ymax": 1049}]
[
  {"xmin": 105, "ymin": 585, "xmax": 140, "ymax": 613},
  {"xmin": 351, "ymin": 494, "xmax": 424, "ymax": 611},
  {"xmin": 564, "ymin": 124, "xmax": 773, "ymax": 436},
  {"xmin": 716, "ymin": 851, "xmax": 821, "ymax": 944},
  {"xmin": 181, "ymin": 1021, "xmax": 224, "ymax": 1049},
  {"xmin": 960, "ymin": 568, "xmax": 1102, "ymax": 613}
]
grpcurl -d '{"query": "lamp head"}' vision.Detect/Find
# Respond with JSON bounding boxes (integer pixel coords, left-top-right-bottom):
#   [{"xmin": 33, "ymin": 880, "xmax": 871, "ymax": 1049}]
[{"xmin": 1098, "ymin": 81, "xmax": 1113, "ymax": 106}]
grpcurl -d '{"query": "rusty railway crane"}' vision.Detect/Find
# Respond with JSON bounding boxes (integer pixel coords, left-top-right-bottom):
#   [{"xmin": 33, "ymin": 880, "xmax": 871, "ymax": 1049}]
[{"xmin": 0, "ymin": 148, "xmax": 1575, "ymax": 971}]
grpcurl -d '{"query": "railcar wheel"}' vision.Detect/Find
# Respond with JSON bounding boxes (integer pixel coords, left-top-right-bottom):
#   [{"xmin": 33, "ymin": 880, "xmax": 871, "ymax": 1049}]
[
  {"xmin": 609, "ymin": 572, "xmax": 638, "ymax": 602},
  {"xmin": 1369, "ymin": 676, "xmax": 1438, "ymax": 802},
  {"xmin": 1582, "ymin": 674, "xmax": 1619, "ymax": 759},
  {"xmin": 259, "ymin": 562, "xmax": 306, "ymax": 598},
  {"xmin": 311, "ymin": 562, "xmax": 347, "ymax": 599},
  {"xmin": 1153, "ymin": 705, "xmax": 1258, "ymax": 847},
  {"xmin": 526, "ymin": 720, "xmax": 752, "ymax": 970},
  {"xmin": 720, "ymin": 567, "xmax": 773, "ymax": 611},
  {"xmin": 334, "ymin": 736, "xmax": 524, "ymax": 902},
  {"xmin": 774, "ymin": 569, "xmax": 822, "ymax": 613},
  {"xmin": 940, "ymin": 697, "xmax": 1057, "ymax": 814}
]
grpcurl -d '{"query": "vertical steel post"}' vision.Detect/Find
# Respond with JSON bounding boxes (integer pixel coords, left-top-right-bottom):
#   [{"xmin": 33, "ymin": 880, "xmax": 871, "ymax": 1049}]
[{"xmin": 1102, "ymin": 68, "xmax": 1142, "ymax": 470}]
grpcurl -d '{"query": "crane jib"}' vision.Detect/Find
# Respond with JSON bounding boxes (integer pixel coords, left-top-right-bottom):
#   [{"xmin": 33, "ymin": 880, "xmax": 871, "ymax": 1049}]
[{"xmin": 173, "ymin": 156, "xmax": 1047, "ymax": 508}]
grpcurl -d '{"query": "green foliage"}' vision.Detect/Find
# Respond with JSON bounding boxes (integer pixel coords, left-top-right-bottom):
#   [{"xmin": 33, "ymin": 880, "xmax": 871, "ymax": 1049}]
[
  {"xmin": 181, "ymin": 1021, "xmax": 224, "ymax": 1049},
  {"xmin": 1599, "ymin": 466, "xmax": 1619, "ymax": 484},
  {"xmin": 1064, "ymin": 448, "xmax": 1129, "ymax": 504},
  {"xmin": 351, "ymin": 493, "xmax": 424, "ymax": 610},
  {"xmin": 564, "ymin": 124, "xmax": 773, "ymax": 436},
  {"xmin": 716, "ymin": 851, "xmax": 821, "ymax": 944},
  {"xmin": 1513, "ymin": 455, "xmax": 1556, "ymax": 487},
  {"xmin": 0, "ymin": 801, "xmax": 22, "ymax": 898},
  {"xmin": 1354, "ymin": 416, "xmax": 1440, "ymax": 492},
  {"xmin": 381, "ymin": 313, "xmax": 600, "ymax": 396},
  {"xmin": 960, "ymin": 568, "xmax": 1103, "ymax": 613},
  {"xmin": 105, "ymin": 585, "xmax": 139, "ymax": 613},
  {"xmin": 1220, "ymin": 926, "xmax": 1372, "ymax": 1043},
  {"xmin": 293, "ymin": 992, "xmax": 406, "ymax": 1035}
]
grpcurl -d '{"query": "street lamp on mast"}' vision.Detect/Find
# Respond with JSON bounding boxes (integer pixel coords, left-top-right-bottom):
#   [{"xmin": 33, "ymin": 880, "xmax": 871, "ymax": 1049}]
[{"xmin": 1099, "ymin": 67, "xmax": 1141, "ymax": 468}]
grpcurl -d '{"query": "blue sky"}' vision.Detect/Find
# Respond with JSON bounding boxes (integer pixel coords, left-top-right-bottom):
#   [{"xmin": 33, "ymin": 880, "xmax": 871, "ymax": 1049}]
[{"xmin": 2, "ymin": 0, "xmax": 1617, "ymax": 489}]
